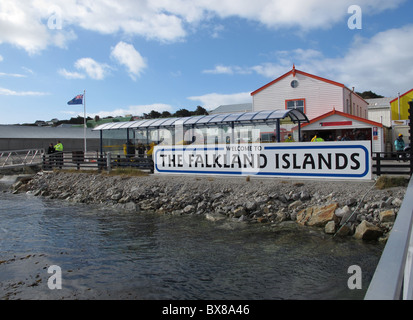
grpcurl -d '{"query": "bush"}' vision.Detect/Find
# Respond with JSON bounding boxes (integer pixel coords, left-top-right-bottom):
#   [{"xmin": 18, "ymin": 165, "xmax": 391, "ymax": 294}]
[{"xmin": 376, "ymin": 175, "xmax": 409, "ymax": 189}]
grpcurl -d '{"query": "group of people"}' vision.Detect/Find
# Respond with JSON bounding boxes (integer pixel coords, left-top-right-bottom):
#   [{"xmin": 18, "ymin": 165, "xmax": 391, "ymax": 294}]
[
  {"xmin": 46, "ymin": 140, "xmax": 64, "ymax": 169},
  {"xmin": 125, "ymin": 140, "xmax": 155, "ymax": 159}
]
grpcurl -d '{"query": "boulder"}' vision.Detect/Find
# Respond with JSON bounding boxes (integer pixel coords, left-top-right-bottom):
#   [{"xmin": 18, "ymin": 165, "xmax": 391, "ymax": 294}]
[
  {"xmin": 233, "ymin": 207, "xmax": 247, "ymax": 218},
  {"xmin": 325, "ymin": 221, "xmax": 336, "ymax": 234},
  {"xmin": 288, "ymin": 200, "xmax": 302, "ymax": 211},
  {"xmin": 274, "ymin": 210, "xmax": 288, "ymax": 223},
  {"xmin": 123, "ymin": 201, "xmax": 138, "ymax": 212},
  {"xmin": 379, "ymin": 209, "xmax": 395, "ymax": 223},
  {"xmin": 335, "ymin": 205, "xmax": 350, "ymax": 218},
  {"xmin": 183, "ymin": 205, "xmax": 195, "ymax": 214},
  {"xmin": 296, "ymin": 207, "xmax": 313, "ymax": 226},
  {"xmin": 354, "ymin": 221, "xmax": 383, "ymax": 241},
  {"xmin": 205, "ymin": 213, "xmax": 226, "ymax": 222},
  {"xmin": 307, "ymin": 203, "xmax": 339, "ymax": 227},
  {"xmin": 300, "ymin": 191, "xmax": 311, "ymax": 201}
]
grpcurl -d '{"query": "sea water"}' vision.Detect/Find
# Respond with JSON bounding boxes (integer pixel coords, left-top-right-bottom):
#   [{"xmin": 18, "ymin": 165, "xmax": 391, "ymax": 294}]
[{"xmin": 0, "ymin": 185, "xmax": 383, "ymax": 300}]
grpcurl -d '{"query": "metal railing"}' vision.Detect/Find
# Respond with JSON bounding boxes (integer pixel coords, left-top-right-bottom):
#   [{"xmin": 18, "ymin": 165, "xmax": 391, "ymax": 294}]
[
  {"xmin": 0, "ymin": 148, "xmax": 44, "ymax": 168},
  {"xmin": 365, "ymin": 175, "xmax": 413, "ymax": 300}
]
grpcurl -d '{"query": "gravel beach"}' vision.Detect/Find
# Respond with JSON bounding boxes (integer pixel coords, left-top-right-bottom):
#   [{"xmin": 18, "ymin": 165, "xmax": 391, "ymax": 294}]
[{"xmin": 15, "ymin": 171, "xmax": 408, "ymax": 240}]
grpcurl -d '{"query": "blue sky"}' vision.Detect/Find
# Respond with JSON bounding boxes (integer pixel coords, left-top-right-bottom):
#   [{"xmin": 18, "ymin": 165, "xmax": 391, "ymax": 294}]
[{"xmin": 0, "ymin": 0, "xmax": 412, "ymax": 124}]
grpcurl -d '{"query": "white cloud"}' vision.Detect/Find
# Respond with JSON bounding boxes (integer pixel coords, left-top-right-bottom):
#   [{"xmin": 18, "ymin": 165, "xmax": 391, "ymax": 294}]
[
  {"xmin": 74, "ymin": 58, "xmax": 110, "ymax": 80},
  {"xmin": 59, "ymin": 58, "xmax": 110, "ymax": 80},
  {"xmin": 188, "ymin": 92, "xmax": 251, "ymax": 110},
  {"xmin": 110, "ymin": 41, "xmax": 147, "ymax": 80},
  {"xmin": 330, "ymin": 25, "xmax": 413, "ymax": 96},
  {"xmin": 0, "ymin": 1, "xmax": 76, "ymax": 54},
  {"xmin": 202, "ymin": 24, "xmax": 413, "ymax": 97},
  {"xmin": 0, "ymin": 0, "xmax": 407, "ymax": 53},
  {"xmin": 203, "ymin": 65, "xmax": 251, "ymax": 75},
  {"xmin": 58, "ymin": 68, "xmax": 85, "ymax": 79},
  {"xmin": 0, "ymin": 87, "xmax": 48, "ymax": 96},
  {"xmin": 0, "ymin": 72, "xmax": 26, "ymax": 78},
  {"xmin": 89, "ymin": 104, "xmax": 174, "ymax": 118},
  {"xmin": 203, "ymin": 65, "xmax": 235, "ymax": 75}
]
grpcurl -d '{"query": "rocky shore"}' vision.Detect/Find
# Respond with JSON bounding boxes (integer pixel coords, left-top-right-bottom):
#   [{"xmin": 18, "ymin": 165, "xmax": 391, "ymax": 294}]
[{"xmin": 10, "ymin": 171, "xmax": 408, "ymax": 241}]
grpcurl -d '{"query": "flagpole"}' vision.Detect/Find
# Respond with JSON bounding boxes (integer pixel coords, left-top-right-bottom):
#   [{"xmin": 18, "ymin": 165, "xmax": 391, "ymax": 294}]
[{"xmin": 83, "ymin": 89, "xmax": 87, "ymax": 155}]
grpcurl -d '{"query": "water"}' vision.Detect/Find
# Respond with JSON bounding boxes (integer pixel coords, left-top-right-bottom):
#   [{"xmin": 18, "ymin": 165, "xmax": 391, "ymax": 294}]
[{"xmin": 0, "ymin": 185, "xmax": 384, "ymax": 300}]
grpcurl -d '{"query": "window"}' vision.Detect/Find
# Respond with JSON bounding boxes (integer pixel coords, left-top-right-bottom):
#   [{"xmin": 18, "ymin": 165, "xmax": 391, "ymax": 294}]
[
  {"xmin": 290, "ymin": 80, "xmax": 299, "ymax": 88},
  {"xmin": 286, "ymin": 99, "xmax": 305, "ymax": 113}
]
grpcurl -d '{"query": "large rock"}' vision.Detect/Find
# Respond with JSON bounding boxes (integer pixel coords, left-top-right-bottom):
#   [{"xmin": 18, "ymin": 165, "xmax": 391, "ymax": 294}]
[
  {"xmin": 354, "ymin": 220, "xmax": 383, "ymax": 241},
  {"xmin": 296, "ymin": 207, "xmax": 313, "ymax": 226},
  {"xmin": 379, "ymin": 209, "xmax": 395, "ymax": 223},
  {"xmin": 307, "ymin": 203, "xmax": 339, "ymax": 227},
  {"xmin": 205, "ymin": 213, "xmax": 226, "ymax": 222},
  {"xmin": 324, "ymin": 221, "xmax": 336, "ymax": 234},
  {"xmin": 297, "ymin": 203, "xmax": 339, "ymax": 227}
]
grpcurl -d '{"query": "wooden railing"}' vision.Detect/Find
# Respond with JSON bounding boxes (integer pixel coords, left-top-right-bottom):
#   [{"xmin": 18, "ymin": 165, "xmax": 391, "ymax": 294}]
[
  {"xmin": 373, "ymin": 151, "xmax": 413, "ymax": 176},
  {"xmin": 42, "ymin": 151, "xmax": 154, "ymax": 173}
]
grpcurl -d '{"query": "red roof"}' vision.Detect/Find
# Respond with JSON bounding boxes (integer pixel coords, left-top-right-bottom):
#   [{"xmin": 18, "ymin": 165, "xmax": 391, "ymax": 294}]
[
  {"xmin": 301, "ymin": 109, "xmax": 383, "ymax": 128},
  {"xmin": 389, "ymin": 88, "xmax": 413, "ymax": 104},
  {"xmin": 251, "ymin": 65, "xmax": 345, "ymax": 96}
]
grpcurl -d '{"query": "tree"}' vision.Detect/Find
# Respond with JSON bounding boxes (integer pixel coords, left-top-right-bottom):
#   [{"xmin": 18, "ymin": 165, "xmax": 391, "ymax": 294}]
[
  {"xmin": 193, "ymin": 106, "xmax": 208, "ymax": 116},
  {"xmin": 356, "ymin": 91, "xmax": 384, "ymax": 99},
  {"xmin": 161, "ymin": 111, "xmax": 172, "ymax": 118},
  {"xmin": 174, "ymin": 108, "xmax": 191, "ymax": 117},
  {"xmin": 148, "ymin": 110, "xmax": 161, "ymax": 119}
]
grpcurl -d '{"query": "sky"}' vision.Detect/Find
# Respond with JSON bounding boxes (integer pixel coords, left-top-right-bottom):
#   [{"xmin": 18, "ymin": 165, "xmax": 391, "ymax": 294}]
[{"xmin": 0, "ymin": 0, "xmax": 412, "ymax": 124}]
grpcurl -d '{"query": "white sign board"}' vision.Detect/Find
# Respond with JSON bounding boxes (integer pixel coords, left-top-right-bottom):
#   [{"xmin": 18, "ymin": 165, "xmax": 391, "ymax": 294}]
[{"xmin": 154, "ymin": 141, "xmax": 372, "ymax": 180}]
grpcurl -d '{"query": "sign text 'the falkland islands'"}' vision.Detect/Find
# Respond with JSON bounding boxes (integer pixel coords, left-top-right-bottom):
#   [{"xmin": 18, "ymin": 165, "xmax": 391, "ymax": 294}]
[{"xmin": 154, "ymin": 141, "xmax": 371, "ymax": 180}]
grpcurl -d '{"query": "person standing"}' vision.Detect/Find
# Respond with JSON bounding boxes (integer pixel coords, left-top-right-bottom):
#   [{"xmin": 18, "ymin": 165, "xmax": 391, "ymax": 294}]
[
  {"xmin": 394, "ymin": 134, "xmax": 405, "ymax": 161},
  {"xmin": 311, "ymin": 133, "xmax": 324, "ymax": 142},
  {"xmin": 47, "ymin": 142, "xmax": 55, "ymax": 169},
  {"xmin": 54, "ymin": 140, "xmax": 64, "ymax": 168},
  {"xmin": 285, "ymin": 133, "xmax": 295, "ymax": 142}
]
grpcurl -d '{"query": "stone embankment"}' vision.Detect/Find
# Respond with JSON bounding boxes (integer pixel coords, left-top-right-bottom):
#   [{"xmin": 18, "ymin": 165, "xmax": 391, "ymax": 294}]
[{"xmin": 11, "ymin": 171, "xmax": 408, "ymax": 241}]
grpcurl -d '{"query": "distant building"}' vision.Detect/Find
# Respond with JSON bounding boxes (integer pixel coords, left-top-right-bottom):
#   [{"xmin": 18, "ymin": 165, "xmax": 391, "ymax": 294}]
[
  {"xmin": 35, "ymin": 120, "xmax": 47, "ymax": 127},
  {"xmin": 366, "ymin": 97, "xmax": 394, "ymax": 127},
  {"xmin": 0, "ymin": 125, "xmax": 100, "ymax": 152},
  {"xmin": 390, "ymin": 88, "xmax": 413, "ymax": 122},
  {"xmin": 210, "ymin": 103, "xmax": 252, "ymax": 115}
]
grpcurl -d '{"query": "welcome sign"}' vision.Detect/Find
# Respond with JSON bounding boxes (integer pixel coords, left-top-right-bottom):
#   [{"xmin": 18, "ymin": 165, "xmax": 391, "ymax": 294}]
[{"xmin": 154, "ymin": 141, "xmax": 371, "ymax": 180}]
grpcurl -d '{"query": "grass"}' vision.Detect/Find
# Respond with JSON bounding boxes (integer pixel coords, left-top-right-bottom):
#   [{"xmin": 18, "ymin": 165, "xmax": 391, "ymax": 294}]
[{"xmin": 376, "ymin": 175, "xmax": 409, "ymax": 189}]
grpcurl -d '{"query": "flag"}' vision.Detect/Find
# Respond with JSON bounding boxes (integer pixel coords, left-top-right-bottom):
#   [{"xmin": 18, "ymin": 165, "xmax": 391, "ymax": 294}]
[{"xmin": 67, "ymin": 94, "xmax": 83, "ymax": 105}]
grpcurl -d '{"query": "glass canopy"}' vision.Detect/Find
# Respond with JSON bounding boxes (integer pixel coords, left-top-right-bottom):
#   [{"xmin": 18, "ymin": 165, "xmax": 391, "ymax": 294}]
[{"xmin": 93, "ymin": 109, "xmax": 309, "ymax": 131}]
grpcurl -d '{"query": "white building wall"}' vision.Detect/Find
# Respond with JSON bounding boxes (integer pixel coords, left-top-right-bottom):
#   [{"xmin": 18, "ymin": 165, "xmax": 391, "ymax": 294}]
[
  {"xmin": 253, "ymin": 73, "xmax": 344, "ymax": 120},
  {"xmin": 368, "ymin": 108, "xmax": 392, "ymax": 127}
]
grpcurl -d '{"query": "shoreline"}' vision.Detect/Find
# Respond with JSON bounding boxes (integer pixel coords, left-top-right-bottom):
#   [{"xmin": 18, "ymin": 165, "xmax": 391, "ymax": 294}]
[{"xmin": 9, "ymin": 171, "xmax": 408, "ymax": 241}]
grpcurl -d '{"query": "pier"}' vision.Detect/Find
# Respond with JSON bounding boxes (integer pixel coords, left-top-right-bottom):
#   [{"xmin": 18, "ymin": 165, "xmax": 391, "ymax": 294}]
[{"xmin": 365, "ymin": 175, "xmax": 413, "ymax": 300}]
